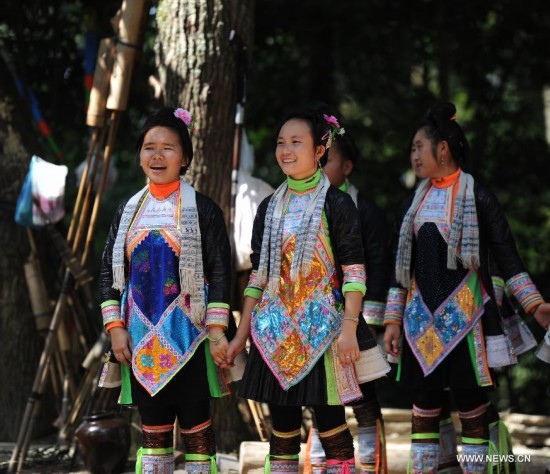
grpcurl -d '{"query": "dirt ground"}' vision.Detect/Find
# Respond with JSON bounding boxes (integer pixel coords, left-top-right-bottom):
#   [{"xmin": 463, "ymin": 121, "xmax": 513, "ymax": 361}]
[{"xmin": 1, "ymin": 439, "xmax": 549, "ymax": 473}]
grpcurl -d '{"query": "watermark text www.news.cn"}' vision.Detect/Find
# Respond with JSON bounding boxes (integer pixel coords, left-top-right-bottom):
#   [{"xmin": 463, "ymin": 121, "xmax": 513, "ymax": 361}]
[{"xmin": 456, "ymin": 454, "xmax": 531, "ymax": 463}]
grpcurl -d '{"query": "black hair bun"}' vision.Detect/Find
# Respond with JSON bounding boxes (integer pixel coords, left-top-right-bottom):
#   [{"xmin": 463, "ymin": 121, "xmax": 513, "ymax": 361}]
[{"xmin": 425, "ymin": 102, "xmax": 457, "ymax": 129}]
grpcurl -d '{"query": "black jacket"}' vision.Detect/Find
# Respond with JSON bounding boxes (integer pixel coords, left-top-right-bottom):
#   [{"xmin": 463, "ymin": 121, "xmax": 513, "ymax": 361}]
[
  {"xmin": 99, "ymin": 191, "xmax": 231, "ymax": 306},
  {"xmin": 389, "ymin": 180, "xmax": 528, "ymax": 311},
  {"xmin": 356, "ymin": 193, "xmax": 390, "ymax": 304},
  {"xmin": 250, "ymin": 186, "xmax": 365, "ymax": 287}
]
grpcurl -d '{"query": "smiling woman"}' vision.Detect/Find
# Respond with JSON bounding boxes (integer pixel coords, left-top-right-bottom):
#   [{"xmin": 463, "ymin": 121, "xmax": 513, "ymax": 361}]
[
  {"xmin": 225, "ymin": 106, "xmax": 377, "ymax": 474},
  {"xmin": 139, "ymin": 126, "xmax": 188, "ymax": 185},
  {"xmin": 276, "ymin": 118, "xmax": 325, "ymax": 179}
]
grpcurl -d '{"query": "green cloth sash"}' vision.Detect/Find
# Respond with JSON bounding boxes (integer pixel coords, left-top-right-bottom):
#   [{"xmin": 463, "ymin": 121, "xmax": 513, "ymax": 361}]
[{"xmin": 120, "ymin": 364, "xmax": 132, "ymax": 405}]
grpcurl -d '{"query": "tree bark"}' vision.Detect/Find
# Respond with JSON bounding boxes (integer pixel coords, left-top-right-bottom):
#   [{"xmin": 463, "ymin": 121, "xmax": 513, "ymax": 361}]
[
  {"xmin": 0, "ymin": 58, "xmax": 56, "ymax": 441},
  {"xmin": 155, "ymin": 0, "xmax": 254, "ymax": 216},
  {"xmin": 155, "ymin": 0, "xmax": 255, "ymax": 453}
]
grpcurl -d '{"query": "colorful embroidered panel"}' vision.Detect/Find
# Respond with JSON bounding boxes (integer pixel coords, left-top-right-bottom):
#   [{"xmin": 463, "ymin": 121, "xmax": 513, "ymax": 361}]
[
  {"xmin": 467, "ymin": 322, "xmax": 493, "ymax": 387},
  {"xmin": 414, "ymin": 186, "xmax": 453, "ymax": 241},
  {"xmin": 122, "ymin": 193, "xmax": 209, "ymax": 396},
  {"xmin": 404, "ymin": 271, "xmax": 489, "ymax": 375}
]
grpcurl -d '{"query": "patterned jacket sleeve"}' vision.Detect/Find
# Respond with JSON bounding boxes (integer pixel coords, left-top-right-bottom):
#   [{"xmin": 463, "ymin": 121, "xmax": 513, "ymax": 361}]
[
  {"xmin": 197, "ymin": 193, "xmax": 232, "ymax": 328},
  {"xmin": 476, "ymin": 183, "xmax": 543, "ymax": 314},
  {"xmin": 243, "ymin": 194, "xmax": 272, "ymax": 299},
  {"xmin": 325, "ymin": 187, "xmax": 366, "ymax": 296},
  {"xmin": 99, "ymin": 201, "xmax": 127, "ymax": 327},
  {"xmin": 383, "ymin": 195, "xmax": 413, "ymax": 326},
  {"xmin": 357, "ymin": 194, "xmax": 390, "ymax": 326}
]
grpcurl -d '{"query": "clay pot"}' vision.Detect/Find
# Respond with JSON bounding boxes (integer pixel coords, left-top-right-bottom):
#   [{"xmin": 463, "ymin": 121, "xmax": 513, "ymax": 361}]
[{"xmin": 74, "ymin": 411, "xmax": 131, "ymax": 474}]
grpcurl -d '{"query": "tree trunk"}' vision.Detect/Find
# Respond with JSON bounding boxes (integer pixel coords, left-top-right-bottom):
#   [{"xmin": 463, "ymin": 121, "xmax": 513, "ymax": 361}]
[
  {"xmin": 155, "ymin": 0, "xmax": 255, "ymax": 453},
  {"xmin": 155, "ymin": 0, "xmax": 254, "ymax": 216},
  {"xmin": 0, "ymin": 58, "xmax": 56, "ymax": 441}
]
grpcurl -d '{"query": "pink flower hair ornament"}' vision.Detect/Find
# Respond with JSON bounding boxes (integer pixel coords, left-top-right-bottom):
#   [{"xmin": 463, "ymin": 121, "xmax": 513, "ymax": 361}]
[
  {"xmin": 174, "ymin": 107, "xmax": 194, "ymax": 132},
  {"xmin": 322, "ymin": 114, "xmax": 345, "ymax": 149}
]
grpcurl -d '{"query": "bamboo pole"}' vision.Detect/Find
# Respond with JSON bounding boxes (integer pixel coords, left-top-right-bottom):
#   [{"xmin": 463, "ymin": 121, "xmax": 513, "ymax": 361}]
[
  {"xmin": 87, "ymin": 39, "xmax": 116, "ymax": 128},
  {"xmin": 81, "ymin": 111, "xmax": 120, "ymax": 266},
  {"xmin": 66, "ymin": 129, "xmax": 99, "ymax": 244},
  {"xmin": 68, "ymin": 36, "xmax": 114, "ymax": 242},
  {"xmin": 106, "ymin": 0, "xmax": 147, "ymax": 111},
  {"xmin": 71, "ymin": 127, "xmax": 105, "ymax": 257},
  {"xmin": 8, "ymin": 271, "xmax": 72, "ymax": 473}
]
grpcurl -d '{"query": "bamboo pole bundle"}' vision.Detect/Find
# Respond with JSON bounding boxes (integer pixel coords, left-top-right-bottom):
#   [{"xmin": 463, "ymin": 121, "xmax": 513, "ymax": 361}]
[{"xmin": 8, "ymin": 2, "xmax": 148, "ymax": 471}]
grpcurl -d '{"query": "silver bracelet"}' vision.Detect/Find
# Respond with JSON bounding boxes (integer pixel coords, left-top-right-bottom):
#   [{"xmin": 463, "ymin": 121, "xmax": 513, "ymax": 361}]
[
  {"xmin": 342, "ymin": 316, "xmax": 359, "ymax": 324},
  {"xmin": 207, "ymin": 333, "xmax": 226, "ymax": 345}
]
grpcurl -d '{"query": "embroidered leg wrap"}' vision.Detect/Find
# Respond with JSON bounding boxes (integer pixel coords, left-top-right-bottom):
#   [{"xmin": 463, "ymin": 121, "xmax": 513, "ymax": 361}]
[
  {"xmin": 318, "ymin": 424, "xmax": 355, "ymax": 474},
  {"xmin": 459, "ymin": 404, "xmax": 489, "ymax": 474},
  {"xmin": 352, "ymin": 400, "xmax": 386, "ymax": 474},
  {"xmin": 409, "ymin": 405, "xmax": 441, "ymax": 474},
  {"xmin": 438, "ymin": 399, "xmax": 461, "ymax": 474},
  {"xmin": 266, "ymin": 428, "xmax": 301, "ymax": 473},
  {"xmin": 180, "ymin": 420, "xmax": 217, "ymax": 474},
  {"xmin": 137, "ymin": 424, "xmax": 174, "ymax": 474},
  {"xmin": 486, "ymin": 402, "xmax": 516, "ymax": 474},
  {"xmin": 306, "ymin": 426, "xmax": 327, "ymax": 474}
]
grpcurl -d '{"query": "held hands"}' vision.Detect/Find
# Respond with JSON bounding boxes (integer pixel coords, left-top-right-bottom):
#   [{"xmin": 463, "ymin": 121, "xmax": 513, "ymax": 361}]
[
  {"xmin": 226, "ymin": 335, "xmax": 247, "ymax": 367},
  {"xmin": 208, "ymin": 330, "xmax": 231, "ymax": 369},
  {"xmin": 110, "ymin": 327, "xmax": 132, "ymax": 366},
  {"xmin": 337, "ymin": 320, "xmax": 359, "ymax": 367},
  {"xmin": 384, "ymin": 324, "xmax": 401, "ymax": 358},
  {"xmin": 534, "ymin": 303, "xmax": 550, "ymax": 331}
]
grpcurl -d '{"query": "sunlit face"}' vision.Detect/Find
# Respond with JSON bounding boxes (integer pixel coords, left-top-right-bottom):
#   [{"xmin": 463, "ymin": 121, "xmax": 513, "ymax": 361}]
[
  {"xmin": 323, "ymin": 141, "xmax": 354, "ymax": 187},
  {"xmin": 140, "ymin": 126, "xmax": 187, "ymax": 184},
  {"xmin": 276, "ymin": 119, "xmax": 325, "ymax": 180},
  {"xmin": 410, "ymin": 128, "xmax": 440, "ymax": 179}
]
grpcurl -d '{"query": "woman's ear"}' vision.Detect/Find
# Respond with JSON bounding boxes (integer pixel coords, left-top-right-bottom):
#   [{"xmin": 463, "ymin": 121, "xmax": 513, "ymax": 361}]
[
  {"xmin": 437, "ymin": 140, "xmax": 450, "ymax": 160},
  {"xmin": 343, "ymin": 159, "xmax": 354, "ymax": 177},
  {"xmin": 315, "ymin": 145, "xmax": 326, "ymax": 160}
]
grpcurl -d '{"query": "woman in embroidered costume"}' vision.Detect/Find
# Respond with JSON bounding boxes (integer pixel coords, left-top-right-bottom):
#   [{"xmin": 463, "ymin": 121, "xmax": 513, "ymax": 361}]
[
  {"xmin": 226, "ymin": 108, "xmax": 367, "ymax": 474},
  {"xmin": 383, "ymin": 102, "xmax": 550, "ymax": 474},
  {"xmin": 99, "ymin": 107, "xmax": 232, "ymax": 474},
  {"xmin": 305, "ymin": 128, "xmax": 391, "ymax": 474}
]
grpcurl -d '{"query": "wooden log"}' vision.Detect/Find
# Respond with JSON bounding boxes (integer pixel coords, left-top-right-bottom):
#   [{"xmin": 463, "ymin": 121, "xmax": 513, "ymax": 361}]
[
  {"xmin": 86, "ymin": 39, "xmax": 115, "ymax": 127},
  {"xmin": 106, "ymin": 0, "xmax": 147, "ymax": 111},
  {"xmin": 23, "ymin": 256, "xmax": 52, "ymax": 333}
]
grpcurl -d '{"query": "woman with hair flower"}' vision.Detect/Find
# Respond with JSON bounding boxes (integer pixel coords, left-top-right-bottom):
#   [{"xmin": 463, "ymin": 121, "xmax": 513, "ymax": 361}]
[
  {"xmin": 99, "ymin": 107, "xmax": 232, "ymax": 474},
  {"xmin": 383, "ymin": 102, "xmax": 550, "ymax": 474},
  {"xmin": 227, "ymin": 107, "xmax": 375, "ymax": 474}
]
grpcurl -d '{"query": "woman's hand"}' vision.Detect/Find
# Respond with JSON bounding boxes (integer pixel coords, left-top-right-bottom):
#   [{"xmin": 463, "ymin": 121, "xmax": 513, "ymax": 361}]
[
  {"xmin": 208, "ymin": 330, "xmax": 230, "ymax": 368},
  {"xmin": 534, "ymin": 303, "xmax": 550, "ymax": 331},
  {"xmin": 337, "ymin": 320, "xmax": 360, "ymax": 367},
  {"xmin": 110, "ymin": 327, "xmax": 132, "ymax": 366},
  {"xmin": 226, "ymin": 335, "xmax": 247, "ymax": 366},
  {"xmin": 384, "ymin": 324, "xmax": 401, "ymax": 358}
]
